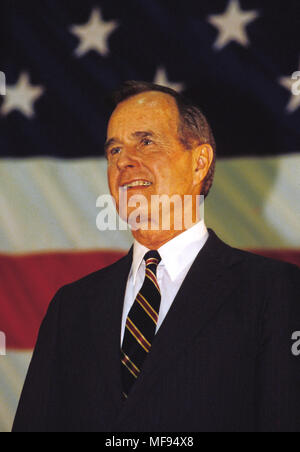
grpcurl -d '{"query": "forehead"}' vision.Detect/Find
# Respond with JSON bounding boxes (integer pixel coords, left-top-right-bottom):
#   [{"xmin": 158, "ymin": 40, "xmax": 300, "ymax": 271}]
[{"xmin": 107, "ymin": 91, "xmax": 179, "ymax": 138}]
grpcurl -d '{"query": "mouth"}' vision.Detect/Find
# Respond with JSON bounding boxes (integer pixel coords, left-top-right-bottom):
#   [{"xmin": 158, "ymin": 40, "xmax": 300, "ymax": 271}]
[{"xmin": 120, "ymin": 180, "xmax": 153, "ymax": 190}]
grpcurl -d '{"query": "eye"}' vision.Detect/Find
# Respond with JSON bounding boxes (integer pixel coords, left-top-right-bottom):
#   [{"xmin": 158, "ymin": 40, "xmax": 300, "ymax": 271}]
[
  {"xmin": 110, "ymin": 147, "xmax": 121, "ymax": 156},
  {"xmin": 141, "ymin": 138, "xmax": 153, "ymax": 146}
]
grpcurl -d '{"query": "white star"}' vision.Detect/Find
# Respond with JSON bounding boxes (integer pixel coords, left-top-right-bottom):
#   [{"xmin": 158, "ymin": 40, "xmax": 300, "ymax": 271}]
[
  {"xmin": 208, "ymin": 0, "xmax": 259, "ymax": 50},
  {"xmin": 70, "ymin": 8, "xmax": 118, "ymax": 58},
  {"xmin": 279, "ymin": 60, "xmax": 300, "ymax": 114},
  {"xmin": 0, "ymin": 72, "xmax": 44, "ymax": 118},
  {"xmin": 153, "ymin": 67, "xmax": 185, "ymax": 92}
]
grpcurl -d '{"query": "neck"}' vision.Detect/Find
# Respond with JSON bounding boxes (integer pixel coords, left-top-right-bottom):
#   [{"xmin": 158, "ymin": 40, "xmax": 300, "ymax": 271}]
[{"xmin": 129, "ymin": 201, "xmax": 203, "ymax": 249}]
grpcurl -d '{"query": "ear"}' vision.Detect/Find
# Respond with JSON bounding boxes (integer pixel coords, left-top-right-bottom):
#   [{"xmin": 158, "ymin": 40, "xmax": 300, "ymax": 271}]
[{"xmin": 193, "ymin": 144, "xmax": 214, "ymax": 185}]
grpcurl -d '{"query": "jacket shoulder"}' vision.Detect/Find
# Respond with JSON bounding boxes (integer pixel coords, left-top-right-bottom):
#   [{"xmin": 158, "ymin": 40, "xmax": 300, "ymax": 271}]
[
  {"xmin": 231, "ymin": 245, "xmax": 299, "ymax": 273},
  {"xmin": 214, "ymin": 229, "xmax": 298, "ymax": 270},
  {"xmin": 211, "ymin": 228, "xmax": 300, "ymax": 283},
  {"xmin": 208, "ymin": 228, "xmax": 299, "ymax": 275},
  {"xmin": 222, "ymin": 242, "xmax": 300, "ymax": 301},
  {"xmin": 54, "ymin": 251, "xmax": 131, "ymax": 303}
]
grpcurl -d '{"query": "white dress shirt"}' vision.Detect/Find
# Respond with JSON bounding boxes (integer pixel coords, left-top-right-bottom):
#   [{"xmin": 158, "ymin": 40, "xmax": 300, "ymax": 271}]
[{"xmin": 121, "ymin": 220, "xmax": 209, "ymax": 345}]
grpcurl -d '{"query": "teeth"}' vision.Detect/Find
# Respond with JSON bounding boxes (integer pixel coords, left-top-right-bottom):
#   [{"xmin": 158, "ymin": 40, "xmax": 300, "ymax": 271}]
[{"xmin": 123, "ymin": 181, "xmax": 152, "ymax": 188}]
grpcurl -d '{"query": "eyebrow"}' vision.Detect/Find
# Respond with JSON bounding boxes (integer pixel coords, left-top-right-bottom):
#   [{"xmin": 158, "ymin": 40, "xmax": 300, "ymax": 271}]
[
  {"xmin": 104, "ymin": 131, "xmax": 156, "ymax": 157},
  {"xmin": 132, "ymin": 131, "xmax": 155, "ymax": 139},
  {"xmin": 104, "ymin": 137, "xmax": 120, "ymax": 156}
]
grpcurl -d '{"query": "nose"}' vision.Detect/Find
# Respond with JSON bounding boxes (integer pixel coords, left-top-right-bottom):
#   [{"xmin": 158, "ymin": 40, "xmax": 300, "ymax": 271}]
[{"xmin": 117, "ymin": 148, "xmax": 140, "ymax": 171}]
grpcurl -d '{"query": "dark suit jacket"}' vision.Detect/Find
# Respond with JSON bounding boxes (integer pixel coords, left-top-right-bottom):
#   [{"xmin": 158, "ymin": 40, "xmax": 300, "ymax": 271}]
[{"xmin": 12, "ymin": 229, "xmax": 300, "ymax": 432}]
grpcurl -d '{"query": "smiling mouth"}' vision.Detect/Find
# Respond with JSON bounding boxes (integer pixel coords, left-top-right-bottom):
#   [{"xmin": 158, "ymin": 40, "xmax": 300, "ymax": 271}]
[{"xmin": 121, "ymin": 180, "xmax": 153, "ymax": 190}]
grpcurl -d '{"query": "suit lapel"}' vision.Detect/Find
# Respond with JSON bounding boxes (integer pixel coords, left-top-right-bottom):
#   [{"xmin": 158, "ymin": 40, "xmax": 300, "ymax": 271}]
[
  {"xmin": 116, "ymin": 229, "xmax": 245, "ymax": 420},
  {"xmin": 89, "ymin": 246, "xmax": 133, "ymax": 410}
]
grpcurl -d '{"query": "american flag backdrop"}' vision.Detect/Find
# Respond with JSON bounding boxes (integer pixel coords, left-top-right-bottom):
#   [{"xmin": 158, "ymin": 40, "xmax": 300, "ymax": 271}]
[{"xmin": 0, "ymin": 0, "xmax": 300, "ymax": 432}]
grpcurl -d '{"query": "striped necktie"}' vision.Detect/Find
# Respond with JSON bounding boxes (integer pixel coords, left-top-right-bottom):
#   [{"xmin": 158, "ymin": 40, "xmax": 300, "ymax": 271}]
[{"xmin": 121, "ymin": 250, "xmax": 162, "ymax": 399}]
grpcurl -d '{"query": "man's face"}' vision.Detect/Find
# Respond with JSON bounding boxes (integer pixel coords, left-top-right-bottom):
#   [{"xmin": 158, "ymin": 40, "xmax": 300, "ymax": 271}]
[{"xmin": 106, "ymin": 91, "xmax": 200, "ymax": 227}]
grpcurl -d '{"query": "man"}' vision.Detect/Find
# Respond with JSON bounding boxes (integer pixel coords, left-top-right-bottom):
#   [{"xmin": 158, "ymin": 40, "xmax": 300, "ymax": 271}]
[{"xmin": 13, "ymin": 81, "xmax": 300, "ymax": 432}]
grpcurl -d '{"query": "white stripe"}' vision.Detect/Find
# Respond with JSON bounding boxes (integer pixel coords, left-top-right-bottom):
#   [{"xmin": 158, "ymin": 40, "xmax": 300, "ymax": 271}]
[
  {"xmin": 0, "ymin": 158, "xmax": 133, "ymax": 254},
  {"xmin": 0, "ymin": 154, "xmax": 300, "ymax": 254},
  {"xmin": 207, "ymin": 153, "xmax": 300, "ymax": 248},
  {"xmin": 263, "ymin": 155, "xmax": 300, "ymax": 245}
]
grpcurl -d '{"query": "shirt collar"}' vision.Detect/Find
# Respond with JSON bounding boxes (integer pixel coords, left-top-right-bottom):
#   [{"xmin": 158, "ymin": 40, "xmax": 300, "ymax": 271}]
[{"xmin": 131, "ymin": 220, "xmax": 208, "ymax": 284}]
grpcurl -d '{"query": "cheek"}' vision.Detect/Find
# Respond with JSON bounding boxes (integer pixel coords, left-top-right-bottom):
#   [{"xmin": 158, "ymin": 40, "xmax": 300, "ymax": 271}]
[
  {"xmin": 155, "ymin": 156, "xmax": 186, "ymax": 180},
  {"xmin": 151, "ymin": 153, "xmax": 172, "ymax": 175},
  {"xmin": 107, "ymin": 167, "xmax": 118, "ymax": 195},
  {"xmin": 154, "ymin": 155, "xmax": 192, "ymax": 192}
]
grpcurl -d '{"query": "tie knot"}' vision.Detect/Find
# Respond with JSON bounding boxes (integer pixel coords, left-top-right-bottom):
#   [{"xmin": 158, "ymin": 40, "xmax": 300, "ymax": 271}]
[{"xmin": 144, "ymin": 250, "xmax": 161, "ymax": 267}]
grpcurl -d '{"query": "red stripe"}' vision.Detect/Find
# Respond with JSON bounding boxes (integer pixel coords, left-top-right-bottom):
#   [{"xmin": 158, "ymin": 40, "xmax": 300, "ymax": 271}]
[
  {"xmin": 136, "ymin": 293, "xmax": 158, "ymax": 323},
  {"xmin": 146, "ymin": 258, "xmax": 159, "ymax": 265},
  {"xmin": 126, "ymin": 318, "xmax": 151, "ymax": 352},
  {"xmin": 1, "ymin": 249, "xmax": 299, "ymax": 350},
  {"xmin": 0, "ymin": 250, "xmax": 125, "ymax": 349},
  {"xmin": 146, "ymin": 268, "xmax": 160, "ymax": 292}
]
